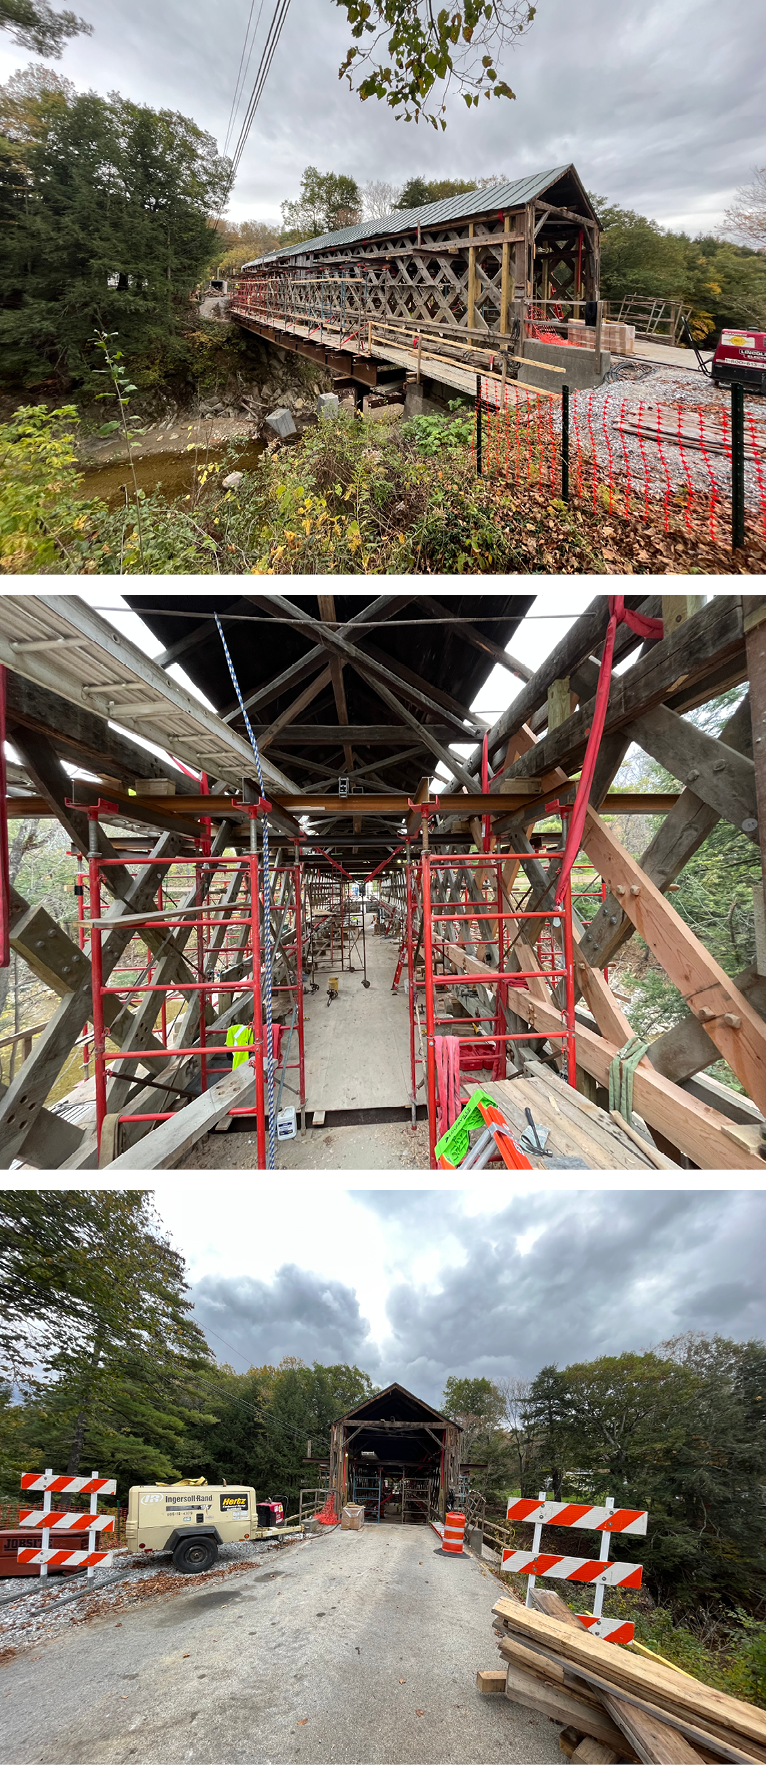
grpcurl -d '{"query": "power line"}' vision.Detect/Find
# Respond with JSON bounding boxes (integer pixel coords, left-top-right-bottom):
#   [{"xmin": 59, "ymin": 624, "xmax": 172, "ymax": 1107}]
[
  {"xmin": 216, "ymin": 0, "xmax": 292, "ymax": 226},
  {"xmin": 223, "ymin": 0, "xmax": 265, "ymax": 160}
]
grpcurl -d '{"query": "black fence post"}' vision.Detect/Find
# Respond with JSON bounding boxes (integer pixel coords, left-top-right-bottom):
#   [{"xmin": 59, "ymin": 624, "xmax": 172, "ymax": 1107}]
[
  {"xmin": 475, "ymin": 372, "xmax": 482, "ymax": 476},
  {"xmin": 561, "ymin": 384, "xmax": 570, "ymax": 502},
  {"xmin": 731, "ymin": 382, "xmax": 745, "ymax": 551}
]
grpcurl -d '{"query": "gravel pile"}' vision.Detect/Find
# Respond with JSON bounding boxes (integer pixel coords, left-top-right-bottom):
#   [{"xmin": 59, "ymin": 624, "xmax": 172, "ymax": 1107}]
[
  {"xmin": 567, "ymin": 368, "xmax": 766, "ymax": 512},
  {"xmin": 0, "ymin": 1537, "xmax": 289, "ymax": 1658}
]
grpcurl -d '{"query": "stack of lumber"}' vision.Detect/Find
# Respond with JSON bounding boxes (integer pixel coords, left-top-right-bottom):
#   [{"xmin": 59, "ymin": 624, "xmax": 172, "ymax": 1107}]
[
  {"xmin": 481, "ymin": 1063, "xmax": 678, "ymax": 1171},
  {"xmin": 487, "ymin": 1593, "xmax": 766, "ymax": 1764}
]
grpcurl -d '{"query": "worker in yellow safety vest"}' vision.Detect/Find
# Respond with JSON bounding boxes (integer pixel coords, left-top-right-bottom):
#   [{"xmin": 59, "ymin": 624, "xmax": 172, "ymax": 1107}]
[{"xmin": 226, "ymin": 1023, "xmax": 253, "ymax": 1068}]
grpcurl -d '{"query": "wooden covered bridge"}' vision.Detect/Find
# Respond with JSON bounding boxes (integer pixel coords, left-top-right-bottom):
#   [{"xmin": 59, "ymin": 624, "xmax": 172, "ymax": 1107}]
[
  {"xmin": 0, "ymin": 592, "xmax": 764, "ymax": 1172},
  {"xmin": 230, "ymin": 165, "xmax": 604, "ymax": 402}
]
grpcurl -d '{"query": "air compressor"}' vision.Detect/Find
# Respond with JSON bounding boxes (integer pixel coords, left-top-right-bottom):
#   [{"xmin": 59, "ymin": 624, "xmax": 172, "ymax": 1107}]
[
  {"xmin": 126, "ymin": 1481, "xmax": 297, "ymax": 1574},
  {"xmin": 682, "ymin": 318, "xmax": 766, "ymax": 394}
]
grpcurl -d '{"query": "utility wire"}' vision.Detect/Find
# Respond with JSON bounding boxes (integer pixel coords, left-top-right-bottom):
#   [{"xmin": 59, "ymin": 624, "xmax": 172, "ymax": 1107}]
[{"xmin": 223, "ymin": 0, "xmax": 265, "ymax": 159}]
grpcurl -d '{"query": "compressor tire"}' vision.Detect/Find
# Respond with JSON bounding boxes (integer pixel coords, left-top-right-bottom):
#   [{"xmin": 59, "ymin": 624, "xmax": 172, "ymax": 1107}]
[{"xmin": 173, "ymin": 1536, "xmax": 218, "ymax": 1574}]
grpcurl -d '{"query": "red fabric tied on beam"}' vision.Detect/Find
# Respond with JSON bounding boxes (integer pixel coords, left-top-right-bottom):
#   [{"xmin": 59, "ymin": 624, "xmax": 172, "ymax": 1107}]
[
  {"xmin": 554, "ymin": 599, "xmax": 663, "ymax": 908},
  {"xmin": 434, "ymin": 1036, "xmax": 462, "ymax": 1145},
  {"xmin": 272, "ymin": 1024, "xmax": 284, "ymax": 1064},
  {"xmin": 0, "ymin": 666, "xmax": 9, "ymax": 968}
]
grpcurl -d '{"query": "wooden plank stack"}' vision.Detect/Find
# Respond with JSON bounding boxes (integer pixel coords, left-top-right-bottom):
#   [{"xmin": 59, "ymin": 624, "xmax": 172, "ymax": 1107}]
[
  {"xmin": 486, "ymin": 1592, "xmax": 766, "ymax": 1764},
  {"xmin": 482, "ymin": 1064, "xmax": 677, "ymax": 1171}
]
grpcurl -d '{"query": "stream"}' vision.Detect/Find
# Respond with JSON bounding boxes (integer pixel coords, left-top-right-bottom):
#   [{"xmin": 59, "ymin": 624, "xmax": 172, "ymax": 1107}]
[{"xmin": 76, "ymin": 437, "xmax": 265, "ymax": 507}]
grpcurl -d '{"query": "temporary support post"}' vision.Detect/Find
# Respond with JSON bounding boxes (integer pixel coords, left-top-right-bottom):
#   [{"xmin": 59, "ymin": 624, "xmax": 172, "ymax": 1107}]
[
  {"xmin": 732, "ymin": 383, "xmax": 745, "ymax": 551},
  {"xmin": 475, "ymin": 375, "xmax": 482, "ymax": 477},
  {"xmin": 247, "ymin": 807, "xmax": 267, "ymax": 1170},
  {"xmin": 406, "ymin": 858, "xmax": 418, "ymax": 1131}
]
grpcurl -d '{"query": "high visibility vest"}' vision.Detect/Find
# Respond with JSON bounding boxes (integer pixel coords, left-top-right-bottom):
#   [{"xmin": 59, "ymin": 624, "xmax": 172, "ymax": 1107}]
[{"xmin": 226, "ymin": 1023, "xmax": 252, "ymax": 1068}]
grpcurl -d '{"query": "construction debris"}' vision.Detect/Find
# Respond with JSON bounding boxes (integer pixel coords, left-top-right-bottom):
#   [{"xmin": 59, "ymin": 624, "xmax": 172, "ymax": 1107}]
[{"xmin": 490, "ymin": 1594, "xmax": 766, "ymax": 1764}]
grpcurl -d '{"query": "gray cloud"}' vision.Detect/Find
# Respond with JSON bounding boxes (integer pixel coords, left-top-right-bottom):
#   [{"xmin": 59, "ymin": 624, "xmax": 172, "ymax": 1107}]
[
  {"xmin": 4, "ymin": 0, "xmax": 763, "ymax": 231},
  {"xmin": 192, "ymin": 1262, "xmax": 377, "ymax": 1371},
  {"xmin": 361, "ymin": 1190, "xmax": 766, "ymax": 1406},
  {"xmin": 190, "ymin": 1194, "xmax": 766, "ymax": 1408}
]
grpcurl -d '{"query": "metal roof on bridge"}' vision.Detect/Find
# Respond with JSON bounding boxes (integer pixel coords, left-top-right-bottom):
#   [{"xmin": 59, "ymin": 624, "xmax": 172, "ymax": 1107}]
[{"xmin": 243, "ymin": 165, "xmax": 595, "ymax": 268}]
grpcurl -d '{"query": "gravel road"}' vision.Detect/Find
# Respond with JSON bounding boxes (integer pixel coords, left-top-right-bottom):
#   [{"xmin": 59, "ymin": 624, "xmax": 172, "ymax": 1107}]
[{"xmin": 0, "ymin": 1525, "xmax": 561, "ymax": 1765}]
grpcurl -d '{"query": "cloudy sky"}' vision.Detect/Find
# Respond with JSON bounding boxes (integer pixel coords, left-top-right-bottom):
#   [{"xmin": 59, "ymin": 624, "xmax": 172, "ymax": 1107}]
[
  {"xmin": 2, "ymin": 0, "xmax": 762, "ymax": 233},
  {"xmin": 145, "ymin": 1186, "xmax": 766, "ymax": 1401}
]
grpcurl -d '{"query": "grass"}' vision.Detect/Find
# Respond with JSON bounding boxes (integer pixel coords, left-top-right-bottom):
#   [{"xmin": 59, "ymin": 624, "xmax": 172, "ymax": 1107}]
[{"xmin": 3, "ymin": 403, "xmax": 765, "ymax": 575}]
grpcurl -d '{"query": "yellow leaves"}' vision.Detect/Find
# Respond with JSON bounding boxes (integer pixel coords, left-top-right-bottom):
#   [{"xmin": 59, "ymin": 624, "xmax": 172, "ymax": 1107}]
[{"xmin": 303, "ymin": 519, "xmax": 312, "ymax": 535}]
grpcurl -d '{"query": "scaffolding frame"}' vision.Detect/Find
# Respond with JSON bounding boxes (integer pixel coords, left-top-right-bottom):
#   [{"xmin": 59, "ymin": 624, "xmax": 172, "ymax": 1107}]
[
  {"xmin": 85, "ymin": 809, "xmax": 306, "ymax": 1168},
  {"xmin": 415, "ymin": 846, "xmax": 576, "ymax": 1168}
]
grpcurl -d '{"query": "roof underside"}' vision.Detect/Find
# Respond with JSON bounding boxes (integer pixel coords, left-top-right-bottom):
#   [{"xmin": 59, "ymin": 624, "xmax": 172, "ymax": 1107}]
[
  {"xmin": 243, "ymin": 165, "xmax": 594, "ymax": 268},
  {"xmin": 124, "ymin": 594, "xmax": 533, "ymax": 865},
  {"xmin": 338, "ymin": 1382, "xmax": 454, "ymax": 1426}
]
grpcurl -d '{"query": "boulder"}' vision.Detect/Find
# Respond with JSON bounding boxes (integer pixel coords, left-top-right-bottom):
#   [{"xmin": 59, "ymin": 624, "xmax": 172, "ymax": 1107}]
[{"xmin": 222, "ymin": 471, "xmax": 244, "ymax": 489}]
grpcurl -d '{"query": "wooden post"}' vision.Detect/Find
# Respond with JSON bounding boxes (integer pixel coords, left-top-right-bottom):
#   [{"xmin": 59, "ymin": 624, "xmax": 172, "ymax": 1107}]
[
  {"xmin": 662, "ymin": 595, "xmax": 704, "ymax": 637},
  {"xmin": 416, "ymin": 332, "xmax": 422, "ymax": 384},
  {"xmin": 500, "ymin": 213, "xmax": 511, "ymax": 336},
  {"xmin": 547, "ymin": 679, "xmax": 572, "ymax": 731},
  {"xmin": 594, "ymin": 299, "xmax": 603, "ymax": 374},
  {"xmin": 467, "ymin": 221, "xmax": 476, "ymax": 332}
]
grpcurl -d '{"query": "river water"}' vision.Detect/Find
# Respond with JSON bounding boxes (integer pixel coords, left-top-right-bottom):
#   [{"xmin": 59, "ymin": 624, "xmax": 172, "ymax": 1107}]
[{"xmin": 77, "ymin": 438, "xmax": 265, "ymax": 507}]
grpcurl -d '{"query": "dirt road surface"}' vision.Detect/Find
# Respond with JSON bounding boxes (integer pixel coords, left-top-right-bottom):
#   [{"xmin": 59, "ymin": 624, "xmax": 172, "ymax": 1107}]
[{"xmin": 0, "ymin": 1525, "xmax": 561, "ymax": 1765}]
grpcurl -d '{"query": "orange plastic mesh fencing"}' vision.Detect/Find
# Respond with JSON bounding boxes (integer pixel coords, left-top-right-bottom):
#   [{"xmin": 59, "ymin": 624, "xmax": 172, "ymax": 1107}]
[{"xmin": 316, "ymin": 1493, "xmax": 337, "ymax": 1525}]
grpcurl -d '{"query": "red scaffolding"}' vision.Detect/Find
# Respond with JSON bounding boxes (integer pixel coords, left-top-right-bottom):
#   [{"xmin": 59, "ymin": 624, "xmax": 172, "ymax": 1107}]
[
  {"xmin": 412, "ymin": 846, "xmax": 577, "ymax": 1169},
  {"xmin": 84, "ymin": 809, "xmax": 305, "ymax": 1168}
]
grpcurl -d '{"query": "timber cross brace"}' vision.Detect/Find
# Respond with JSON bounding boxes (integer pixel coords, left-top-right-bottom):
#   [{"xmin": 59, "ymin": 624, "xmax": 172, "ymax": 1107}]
[{"xmin": 0, "ymin": 590, "xmax": 765, "ymax": 1171}]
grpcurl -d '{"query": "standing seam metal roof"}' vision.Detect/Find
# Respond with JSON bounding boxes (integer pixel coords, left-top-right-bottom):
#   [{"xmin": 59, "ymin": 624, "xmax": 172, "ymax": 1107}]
[{"xmin": 243, "ymin": 164, "xmax": 579, "ymax": 269}]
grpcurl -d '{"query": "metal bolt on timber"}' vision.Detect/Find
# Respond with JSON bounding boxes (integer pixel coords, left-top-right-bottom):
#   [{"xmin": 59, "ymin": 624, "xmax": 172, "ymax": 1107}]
[{"xmin": 732, "ymin": 382, "xmax": 745, "ymax": 551}]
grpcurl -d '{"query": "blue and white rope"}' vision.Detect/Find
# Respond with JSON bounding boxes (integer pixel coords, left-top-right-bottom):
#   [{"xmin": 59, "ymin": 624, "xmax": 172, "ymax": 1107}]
[{"xmin": 215, "ymin": 615, "xmax": 276, "ymax": 1169}]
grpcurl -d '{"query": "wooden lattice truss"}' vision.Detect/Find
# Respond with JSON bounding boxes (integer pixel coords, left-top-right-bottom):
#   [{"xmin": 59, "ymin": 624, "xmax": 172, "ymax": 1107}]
[
  {"xmin": 1, "ymin": 593, "xmax": 764, "ymax": 1172},
  {"xmin": 238, "ymin": 187, "xmax": 600, "ymax": 343},
  {"xmin": 400, "ymin": 593, "xmax": 766, "ymax": 1171}
]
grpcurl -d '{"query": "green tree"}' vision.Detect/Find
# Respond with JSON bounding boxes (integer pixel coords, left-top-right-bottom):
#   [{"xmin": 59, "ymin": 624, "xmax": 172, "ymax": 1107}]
[
  {"xmin": 335, "ymin": 0, "xmax": 532, "ymax": 126},
  {"xmin": 394, "ymin": 175, "xmax": 431, "ymax": 208},
  {"xmin": 0, "ymin": 0, "xmax": 91, "ymax": 57},
  {"xmin": 0, "ymin": 1191, "xmax": 212, "ymax": 1497},
  {"xmin": 281, "ymin": 167, "xmax": 362, "ymax": 242},
  {"xmin": 191, "ymin": 1358, "xmax": 376, "ymax": 1500},
  {"xmin": 522, "ymin": 1363, "xmax": 572, "ymax": 1500},
  {"xmin": 0, "ymin": 72, "xmax": 230, "ymax": 385},
  {"xmin": 590, "ymin": 196, "xmax": 766, "ymax": 339}
]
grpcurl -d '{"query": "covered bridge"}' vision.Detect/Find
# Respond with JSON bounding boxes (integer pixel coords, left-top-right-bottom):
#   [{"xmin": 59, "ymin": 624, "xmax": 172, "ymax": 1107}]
[{"xmin": 329, "ymin": 1382, "xmax": 463, "ymax": 1524}]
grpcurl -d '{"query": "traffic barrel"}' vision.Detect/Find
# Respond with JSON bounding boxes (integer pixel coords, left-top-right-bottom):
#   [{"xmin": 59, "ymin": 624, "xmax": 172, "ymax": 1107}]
[{"xmin": 443, "ymin": 1510, "xmax": 466, "ymax": 1554}]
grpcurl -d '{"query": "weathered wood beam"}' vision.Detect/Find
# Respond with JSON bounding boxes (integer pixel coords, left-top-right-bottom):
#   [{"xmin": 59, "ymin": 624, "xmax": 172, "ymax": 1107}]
[
  {"xmin": 258, "ymin": 664, "xmax": 335, "ymax": 752},
  {"xmin": 648, "ymin": 964, "xmax": 766, "ymax": 1086},
  {"xmin": 248, "ymin": 592, "xmax": 483, "ymax": 743},
  {"xmin": 153, "ymin": 597, "xmax": 255, "ymax": 669},
  {"xmin": 416, "ymin": 596, "xmax": 533, "ymax": 681},
  {"xmin": 579, "ymin": 692, "xmax": 753, "ymax": 971},
  {"xmin": 500, "ymin": 597, "xmax": 746, "ymax": 789},
  {"xmin": 105, "ymin": 1061, "xmax": 258, "ymax": 1169},
  {"xmin": 249, "ymin": 725, "xmax": 460, "ymax": 744},
  {"xmin": 0, "ymin": 832, "xmax": 183, "ymax": 1167},
  {"xmin": 221, "ymin": 594, "xmax": 412, "ymax": 723},
  {"xmin": 317, "ymin": 594, "xmax": 354, "ymax": 775},
  {"xmin": 360, "ymin": 637, "xmax": 490, "ymax": 733},
  {"xmin": 5, "ymin": 669, "xmax": 199, "ymax": 794},
  {"xmin": 623, "ymin": 702, "xmax": 758, "ymax": 840},
  {"xmin": 582, "ymin": 807, "xmax": 766, "ymax": 1111}
]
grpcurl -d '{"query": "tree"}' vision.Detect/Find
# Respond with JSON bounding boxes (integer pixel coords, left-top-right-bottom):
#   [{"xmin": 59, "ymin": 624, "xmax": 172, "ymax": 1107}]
[
  {"xmin": 723, "ymin": 168, "xmax": 766, "ymax": 251},
  {"xmin": 590, "ymin": 195, "xmax": 766, "ymax": 339},
  {"xmin": 394, "ymin": 175, "xmax": 431, "ymax": 209},
  {"xmin": 498, "ymin": 1375, "xmax": 538, "ymax": 1494},
  {"xmin": 522, "ymin": 1364, "xmax": 571, "ymax": 1500},
  {"xmin": 281, "ymin": 166, "xmax": 362, "ymax": 242},
  {"xmin": 362, "ymin": 177, "xmax": 402, "ymax": 217},
  {"xmin": 213, "ymin": 218, "xmax": 282, "ymax": 276},
  {"xmin": 191, "ymin": 1359, "xmax": 376, "ymax": 1499},
  {"xmin": 0, "ymin": 1191, "xmax": 212, "ymax": 1496},
  {"xmin": 335, "ymin": 0, "xmax": 534, "ymax": 127},
  {"xmin": 0, "ymin": 0, "xmax": 91, "ymax": 57},
  {"xmin": 0, "ymin": 75, "xmax": 231, "ymax": 385}
]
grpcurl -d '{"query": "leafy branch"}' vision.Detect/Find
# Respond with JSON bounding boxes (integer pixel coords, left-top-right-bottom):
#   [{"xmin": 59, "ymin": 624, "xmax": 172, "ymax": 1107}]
[{"xmin": 334, "ymin": 0, "xmax": 535, "ymax": 127}]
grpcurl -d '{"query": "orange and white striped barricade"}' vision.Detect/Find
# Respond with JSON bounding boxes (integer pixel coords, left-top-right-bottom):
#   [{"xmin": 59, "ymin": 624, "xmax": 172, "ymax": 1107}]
[
  {"xmin": 443, "ymin": 1510, "xmax": 466, "ymax": 1555},
  {"xmin": 17, "ymin": 1469, "xmax": 116, "ymax": 1580},
  {"xmin": 502, "ymin": 1493, "xmax": 648, "ymax": 1643}
]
